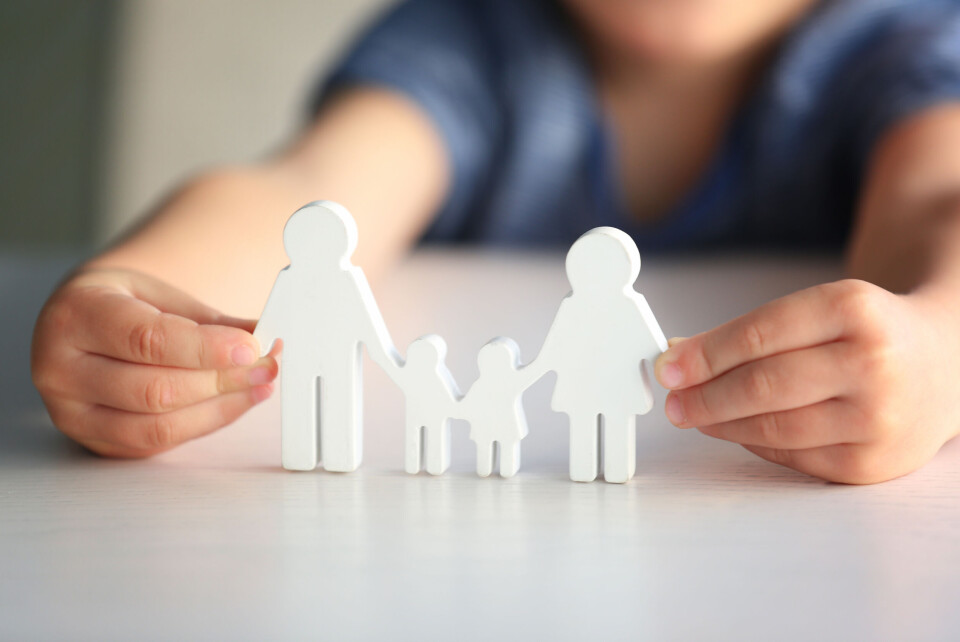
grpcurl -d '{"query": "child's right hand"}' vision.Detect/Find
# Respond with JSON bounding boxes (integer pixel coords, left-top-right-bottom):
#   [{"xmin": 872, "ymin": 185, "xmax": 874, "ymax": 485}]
[{"xmin": 31, "ymin": 268, "xmax": 279, "ymax": 457}]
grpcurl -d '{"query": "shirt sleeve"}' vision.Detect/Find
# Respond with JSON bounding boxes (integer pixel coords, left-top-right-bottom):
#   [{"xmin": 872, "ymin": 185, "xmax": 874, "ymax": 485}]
[
  {"xmin": 311, "ymin": 0, "xmax": 503, "ymax": 237},
  {"xmin": 843, "ymin": 2, "xmax": 960, "ymax": 171}
]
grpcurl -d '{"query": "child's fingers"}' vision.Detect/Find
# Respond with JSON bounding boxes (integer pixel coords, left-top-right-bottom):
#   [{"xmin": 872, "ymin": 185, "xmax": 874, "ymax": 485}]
[
  {"xmin": 664, "ymin": 342, "xmax": 854, "ymax": 428},
  {"xmin": 74, "ymin": 384, "xmax": 274, "ymax": 454},
  {"xmin": 67, "ymin": 353, "xmax": 278, "ymax": 414},
  {"xmin": 77, "ymin": 268, "xmax": 258, "ymax": 330},
  {"xmin": 655, "ymin": 281, "xmax": 860, "ymax": 390},
  {"xmin": 71, "ymin": 289, "xmax": 260, "ymax": 369},
  {"xmin": 266, "ymin": 339, "xmax": 283, "ymax": 360},
  {"xmin": 105, "ymin": 269, "xmax": 254, "ymax": 329},
  {"xmin": 695, "ymin": 399, "xmax": 865, "ymax": 450}
]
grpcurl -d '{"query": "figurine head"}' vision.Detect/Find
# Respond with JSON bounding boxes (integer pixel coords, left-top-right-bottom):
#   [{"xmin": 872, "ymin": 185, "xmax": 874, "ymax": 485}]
[
  {"xmin": 282, "ymin": 201, "xmax": 358, "ymax": 268},
  {"xmin": 477, "ymin": 337, "xmax": 521, "ymax": 376},
  {"xmin": 565, "ymin": 227, "xmax": 641, "ymax": 295},
  {"xmin": 405, "ymin": 334, "xmax": 448, "ymax": 370}
]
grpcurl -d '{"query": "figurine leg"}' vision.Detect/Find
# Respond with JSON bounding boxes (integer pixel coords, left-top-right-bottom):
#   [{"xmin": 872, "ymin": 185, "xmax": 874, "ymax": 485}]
[
  {"xmin": 319, "ymin": 369, "xmax": 363, "ymax": 473},
  {"xmin": 498, "ymin": 441, "xmax": 521, "ymax": 478},
  {"xmin": 405, "ymin": 421, "xmax": 424, "ymax": 475},
  {"xmin": 425, "ymin": 419, "xmax": 451, "ymax": 476},
  {"xmin": 281, "ymin": 368, "xmax": 319, "ymax": 471},
  {"xmin": 602, "ymin": 414, "xmax": 636, "ymax": 484},
  {"xmin": 569, "ymin": 414, "xmax": 599, "ymax": 483},
  {"xmin": 475, "ymin": 440, "xmax": 494, "ymax": 478}
]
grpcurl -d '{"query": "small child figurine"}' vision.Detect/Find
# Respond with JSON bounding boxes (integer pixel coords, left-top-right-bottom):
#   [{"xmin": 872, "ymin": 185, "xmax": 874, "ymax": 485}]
[
  {"xmin": 460, "ymin": 337, "xmax": 539, "ymax": 478},
  {"xmin": 389, "ymin": 335, "xmax": 462, "ymax": 475}
]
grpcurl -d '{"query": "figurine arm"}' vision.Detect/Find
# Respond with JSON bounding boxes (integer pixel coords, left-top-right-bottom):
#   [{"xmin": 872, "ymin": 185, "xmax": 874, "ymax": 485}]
[
  {"xmin": 636, "ymin": 294, "xmax": 669, "ymax": 369},
  {"xmin": 352, "ymin": 270, "xmax": 403, "ymax": 377},
  {"xmin": 367, "ymin": 339, "xmax": 403, "ymax": 386},
  {"xmin": 367, "ymin": 338, "xmax": 403, "ymax": 380},
  {"xmin": 253, "ymin": 269, "xmax": 289, "ymax": 356},
  {"xmin": 451, "ymin": 383, "xmax": 472, "ymax": 422},
  {"xmin": 514, "ymin": 361, "xmax": 549, "ymax": 391},
  {"xmin": 523, "ymin": 297, "xmax": 569, "ymax": 385},
  {"xmin": 440, "ymin": 364, "xmax": 463, "ymax": 403}
]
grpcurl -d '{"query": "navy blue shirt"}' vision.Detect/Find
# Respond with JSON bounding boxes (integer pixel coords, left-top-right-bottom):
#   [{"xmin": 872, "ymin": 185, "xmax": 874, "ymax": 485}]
[{"xmin": 316, "ymin": 0, "xmax": 960, "ymax": 252}]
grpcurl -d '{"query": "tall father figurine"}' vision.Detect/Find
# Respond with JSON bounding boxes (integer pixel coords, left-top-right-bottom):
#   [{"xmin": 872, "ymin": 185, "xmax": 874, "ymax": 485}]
[{"xmin": 255, "ymin": 201, "xmax": 398, "ymax": 472}]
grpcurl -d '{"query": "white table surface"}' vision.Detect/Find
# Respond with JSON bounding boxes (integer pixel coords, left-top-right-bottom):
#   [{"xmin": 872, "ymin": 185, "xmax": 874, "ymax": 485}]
[{"xmin": 1, "ymin": 249, "xmax": 958, "ymax": 642}]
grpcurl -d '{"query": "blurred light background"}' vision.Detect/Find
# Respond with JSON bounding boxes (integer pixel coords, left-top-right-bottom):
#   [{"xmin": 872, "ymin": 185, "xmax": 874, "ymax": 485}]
[{"xmin": 0, "ymin": 0, "xmax": 390, "ymax": 250}]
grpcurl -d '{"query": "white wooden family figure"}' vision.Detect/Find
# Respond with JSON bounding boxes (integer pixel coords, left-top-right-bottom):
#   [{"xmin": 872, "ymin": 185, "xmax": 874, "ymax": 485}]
[
  {"xmin": 254, "ymin": 201, "xmax": 399, "ymax": 472},
  {"xmin": 389, "ymin": 334, "xmax": 461, "ymax": 476},
  {"xmin": 255, "ymin": 201, "xmax": 668, "ymax": 483}
]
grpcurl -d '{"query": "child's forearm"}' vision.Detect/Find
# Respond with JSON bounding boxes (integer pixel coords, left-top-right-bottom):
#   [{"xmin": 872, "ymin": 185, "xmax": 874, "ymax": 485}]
[
  {"xmin": 86, "ymin": 166, "xmax": 324, "ymax": 315},
  {"xmin": 848, "ymin": 191, "xmax": 960, "ymax": 303},
  {"xmin": 849, "ymin": 191, "xmax": 960, "ymax": 310},
  {"xmin": 87, "ymin": 88, "xmax": 449, "ymax": 316},
  {"xmin": 846, "ymin": 105, "xmax": 960, "ymax": 298},
  {"xmin": 906, "ymin": 203, "xmax": 960, "ymax": 311}
]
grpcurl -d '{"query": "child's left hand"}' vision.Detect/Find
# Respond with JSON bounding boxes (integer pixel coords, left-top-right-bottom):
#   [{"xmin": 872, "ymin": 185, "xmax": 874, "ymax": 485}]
[{"xmin": 654, "ymin": 278, "xmax": 960, "ymax": 484}]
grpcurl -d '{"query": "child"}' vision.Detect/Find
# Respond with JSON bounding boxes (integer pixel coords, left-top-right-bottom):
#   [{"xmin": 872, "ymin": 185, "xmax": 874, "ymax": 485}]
[
  {"xmin": 31, "ymin": 0, "xmax": 960, "ymax": 483},
  {"xmin": 389, "ymin": 335, "xmax": 462, "ymax": 476},
  {"xmin": 460, "ymin": 337, "xmax": 536, "ymax": 479}
]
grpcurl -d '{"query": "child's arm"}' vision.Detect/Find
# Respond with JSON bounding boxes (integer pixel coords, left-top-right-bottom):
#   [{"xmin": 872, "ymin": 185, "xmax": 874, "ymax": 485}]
[
  {"xmin": 31, "ymin": 88, "xmax": 450, "ymax": 457},
  {"xmin": 654, "ymin": 105, "xmax": 960, "ymax": 484},
  {"xmin": 87, "ymin": 89, "xmax": 449, "ymax": 311}
]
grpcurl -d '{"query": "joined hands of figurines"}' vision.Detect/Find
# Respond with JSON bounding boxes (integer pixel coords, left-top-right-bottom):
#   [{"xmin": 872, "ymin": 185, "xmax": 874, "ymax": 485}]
[{"xmin": 256, "ymin": 202, "xmax": 668, "ymax": 483}]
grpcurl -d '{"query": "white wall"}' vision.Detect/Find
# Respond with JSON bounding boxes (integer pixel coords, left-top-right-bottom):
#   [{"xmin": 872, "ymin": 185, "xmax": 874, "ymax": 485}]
[{"xmin": 101, "ymin": 0, "xmax": 391, "ymax": 243}]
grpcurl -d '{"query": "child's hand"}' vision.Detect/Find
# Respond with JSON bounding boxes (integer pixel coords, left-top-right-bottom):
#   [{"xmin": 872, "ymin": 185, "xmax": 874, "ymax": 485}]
[
  {"xmin": 31, "ymin": 268, "xmax": 279, "ymax": 457},
  {"xmin": 655, "ymin": 279, "xmax": 960, "ymax": 484}
]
